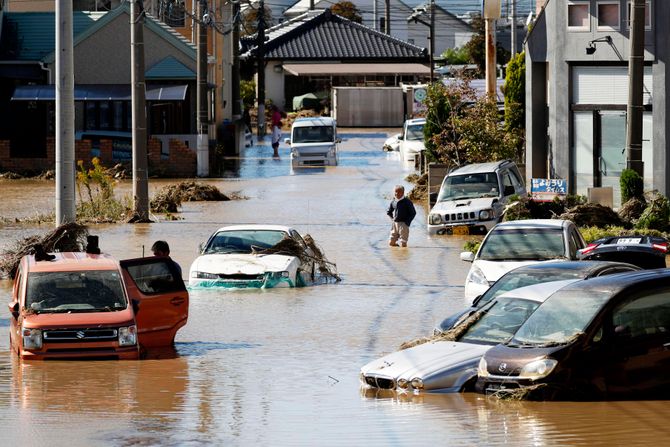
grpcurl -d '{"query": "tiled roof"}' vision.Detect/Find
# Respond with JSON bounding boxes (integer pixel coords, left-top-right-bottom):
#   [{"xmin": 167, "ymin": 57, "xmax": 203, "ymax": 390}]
[
  {"xmin": 241, "ymin": 9, "xmax": 427, "ymax": 61},
  {"xmin": 146, "ymin": 56, "xmax": 196, "ymax": 80}
]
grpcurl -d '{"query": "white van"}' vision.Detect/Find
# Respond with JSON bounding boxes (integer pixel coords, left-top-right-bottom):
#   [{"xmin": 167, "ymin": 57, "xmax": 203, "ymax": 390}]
[{"xmin": 285, "ymin": 117, "xmax": 339, "ymax": 167}]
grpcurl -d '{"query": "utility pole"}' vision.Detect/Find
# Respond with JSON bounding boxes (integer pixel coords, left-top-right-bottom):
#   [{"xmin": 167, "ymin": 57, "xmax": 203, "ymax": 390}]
[
  {"xmin": 257, "ymin": 0, "xmax": 266, "ymax": 138},
  {"xmin": 197, "ymin": 0, "xmax": 210, "ymax": 176},
  {"xmin": 55, "ymin": 0, "xmax": 76, "ymax": 226},
  {"xmin": 385, "ymin": 0, "xmax": 390, "ymax": 34},
  {"xmin": 510, "ymin": 0, "xmax": 516, "ymax": 57},
  {"xmin": 309, "ymin": 0, "xmax": 314, "ymax": 10},
  {"xmin": 429, "ymin": 0, "xmax": 434, "ymax": 82},
  {"xmin": 130, "ymin": 0, "xmax": 149, "ymax": 221},
  {"xmin": 232, "ymin": 0, "xmax": 241, "ymax": 120},
  {"xmin": 483, "ymin": 0, "xmax": 501, "ymax": 97},
  {"xmin": 625, "ymin": 0, "xmax": 645, "ymax": 176}
]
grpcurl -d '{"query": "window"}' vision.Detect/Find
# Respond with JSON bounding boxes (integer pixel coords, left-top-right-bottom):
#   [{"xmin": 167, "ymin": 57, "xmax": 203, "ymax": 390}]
[
  {"xmin": 612, "ymin": 291, "xmax": 670, "ymax": 340},
  {"xmin": 627, "ymin": 1, "xmax": 651, "ymax": 30},
  {"xmin": 568, "ymin": 2, "xmax": 590, "ymax": 31},
  {"xmin": 597, "ymin": 2, "xmax": 620, "ymax": 30}
]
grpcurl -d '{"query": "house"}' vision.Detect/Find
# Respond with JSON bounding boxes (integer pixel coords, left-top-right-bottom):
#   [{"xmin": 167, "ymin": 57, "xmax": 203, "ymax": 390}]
[
  {"xmin": 525, "ymin": 0, "xmax": 665, "ymax": 206},
  {"xmin": 283, "ymin": 0, "xmax": 474, "ymax": 58},
  {"xmin": 0, "ymin": 3, "xmax": 203, "ymax": 176},
  {"xmin": 241, "ymin": 9, "xmax": 429, "ymax": 113}
]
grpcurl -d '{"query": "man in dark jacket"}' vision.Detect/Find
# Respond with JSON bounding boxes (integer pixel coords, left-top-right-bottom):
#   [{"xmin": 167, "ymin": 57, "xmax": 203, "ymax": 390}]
[{"xmin": 387, "ymin": 185, "xmax": 417, "ymax": 247}]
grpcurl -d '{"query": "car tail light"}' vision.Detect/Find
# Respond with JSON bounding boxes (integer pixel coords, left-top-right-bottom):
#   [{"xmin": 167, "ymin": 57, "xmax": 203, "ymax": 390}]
[
  {"xmin": 580, "ymin": 243, "xmax": 599, "ymax": 255},
  {"xmin": 652, "ymin": 242, "xmax": 668, "ymax": 253}
]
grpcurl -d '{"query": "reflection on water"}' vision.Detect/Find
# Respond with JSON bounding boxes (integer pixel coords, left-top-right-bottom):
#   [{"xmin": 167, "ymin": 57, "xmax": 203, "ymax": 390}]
[{"xmin": 1, "ymin": 132, "xmax": 670, "ymax": 445}]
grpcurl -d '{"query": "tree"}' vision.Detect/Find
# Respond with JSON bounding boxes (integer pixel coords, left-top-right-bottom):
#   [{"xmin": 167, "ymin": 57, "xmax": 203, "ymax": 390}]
[
  {"xmin": 441, "ymin": 47, "xmax": 470, "ymax": 65},
  {"xmin": 241, "ymin": 4, "xmax": 274, "ymax": 36},
  {"xmin": 463, "ymin": 15, "xmax": 511, "ymax": 76},
  {"xmin": 503, "ymin": 51, "xmax": 525, "ymax": 162},
  {"xmin": 330, "ymin": 1, "xmax": 362, "ymax": 23}
]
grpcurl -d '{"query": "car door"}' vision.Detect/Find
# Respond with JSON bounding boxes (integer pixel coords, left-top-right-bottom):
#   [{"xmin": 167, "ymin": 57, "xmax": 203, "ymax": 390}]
[{"xmin": 120, "ymin": 257, "xmax": 189, "ymax": 349}]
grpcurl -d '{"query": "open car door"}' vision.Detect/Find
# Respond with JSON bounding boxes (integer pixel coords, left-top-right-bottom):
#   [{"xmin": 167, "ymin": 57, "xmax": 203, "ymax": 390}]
[{"xmin": 120, "ymin": 257, "xmax": 189, "ymax": 349}]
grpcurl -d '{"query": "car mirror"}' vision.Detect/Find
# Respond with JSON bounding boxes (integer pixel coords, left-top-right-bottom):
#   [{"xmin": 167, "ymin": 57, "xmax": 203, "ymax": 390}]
[
  {"xmin": 284, "ymin": 138, "xmax": 291, "ymax": 145},
  {"xmin": 336, "ymin": 138, "xmax": 342, "ymax": 143},
  {"xmin": 8, "ymin": 302, "xmax": 19, "ymax": 319},
  {"xmin": 198, "ymin": 242, "xmax": 205, "ymax": 254},
  {"xmin": 460, "ymin": 251, "xmax": 475, "ymax": 262}
]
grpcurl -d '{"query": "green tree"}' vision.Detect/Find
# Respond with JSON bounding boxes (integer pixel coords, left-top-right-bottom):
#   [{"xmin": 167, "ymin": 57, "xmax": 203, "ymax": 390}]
[
  {"xmin": 463, "ymin": 15, "xmax": 511, "ymax": 75},
  {"xmin": 441, "ymin": 47, "xmax": 470, "ymax": 65},
  {"xmin": 503, "ymin": 51, "xmax": 525, "ymax": 161},
  {"xmin": 330, "ymin": 1, "xmax": 363, "ymax": 23},
  {"xmin": 240, "ymin": 80, "xmax": 256, "ymax": 108}
]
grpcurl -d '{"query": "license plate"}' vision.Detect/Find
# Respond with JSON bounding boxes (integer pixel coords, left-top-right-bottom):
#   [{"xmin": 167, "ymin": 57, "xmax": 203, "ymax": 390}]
[
  {"xmin": 617, "ymin": 238, "xmax": 642, "ymax": 245},
  {"xmin": 452, "ymin": 225, "xmax": 469, "ymax": 235}
]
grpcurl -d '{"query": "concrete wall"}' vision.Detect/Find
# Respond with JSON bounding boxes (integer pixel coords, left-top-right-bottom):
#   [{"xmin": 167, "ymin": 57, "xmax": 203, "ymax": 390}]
[{"xmin": 332, "ymin": 87, "xmax": 403, "ymax": 127}]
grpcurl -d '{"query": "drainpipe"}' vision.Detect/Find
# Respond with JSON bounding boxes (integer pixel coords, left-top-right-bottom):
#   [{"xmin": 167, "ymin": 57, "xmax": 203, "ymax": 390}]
[{"xmin": 39, "ymin": 62, "xmax": 52, "ymax": 83}]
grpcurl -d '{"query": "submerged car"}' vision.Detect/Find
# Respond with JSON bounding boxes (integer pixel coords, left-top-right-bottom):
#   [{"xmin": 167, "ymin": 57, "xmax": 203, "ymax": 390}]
[
  {"xmin": 285, "ymin": 117, "xmax": 339, "ymax": 167},
  {"xmin": 461, "ymin": 219, "xmax": 586, "ymax": 303},
  {"xmin": 428, "ymin": 160, "xmax": 526, "ymax": 235},
  {"xmin": 8, "ymin": 245, "xmax": 189, "ymax": 360},
  {"xmin": 476, "ymin": 269, "xmax": 670, "ymax": 400},
  {"xmin": 360, "ymin": 280, "xmax": 576, "ymax": 393},
  {"xmin": 189, "ymin": 225, "xmax": 315, "ymax": 288},
  {"xmin": 383, "ymin": 133, "xmax": 401, "ymax": 152},
  {"xmin": 398, "ymin": 118, "xmax": 426, "ymax": 163},
  {"xmin": 578, "ymin": 235, "xmax": 668, "ymax": 269},
  {"xmin": 435, "ymin": 260, "xmax": 640, "ymax": 334}
]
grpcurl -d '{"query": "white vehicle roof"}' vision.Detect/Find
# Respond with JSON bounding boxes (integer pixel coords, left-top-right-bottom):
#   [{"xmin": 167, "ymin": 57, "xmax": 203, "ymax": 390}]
[
  {"xmin": 213, "ymin": 224, "xmax": 294, "ymax": 233},
  {"xmin": 492, "ymin": 219, "xmax": 572, "ymax": 230},
  {"xmin": 448, "ymin": 161, "xmax": 514, "ymax": 175},
  {"xmin": 292, "ymin": 117, "xmax": 336, "ymax": 128},
  {"xmin": 405, "ymin": 118, "xmax": 426, "ymax": 125},
  {"xmin": 495, "ymin": 279, "xmax": 579, "ymax": 303}
]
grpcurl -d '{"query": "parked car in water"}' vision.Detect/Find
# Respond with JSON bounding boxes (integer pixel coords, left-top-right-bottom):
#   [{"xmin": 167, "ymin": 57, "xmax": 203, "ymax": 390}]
[
  {"xmin": 383, "ymin": 133, "xmax": 401, "ymax": 152},
  {"xmin": 285, "ymin": 117, "xmax": 339, "ymax": 167},
  {"xmin": 189, "ymin": 225, "xmax": 315, "ymax": 288},
  {"xmin": 577, "ymin": 235, "xmax": 668, "ymax": 269},
  {"xmin": 476, "ymin": 269, "xmax": 670, "ymax": 400},
  {"xmin": 434, "ymin": 260, "xmax": 641, "ymax": 335},
  {"xmin": 360, "ymin": 280, "xmax": 577, "ymax": 393},
  {"xmin": 8, "ymin": 243, "xmax": 189, "ymax": 360},
  {"xmin": 398, "ymin": 118, "xmax": 426, "ymax": 163},
  {"xmin": 428, "ymin": 160, "xmax": 526, "ymax": 235},
  {"xmin": 461, "ymin": 219, "xmax": 586, "ymax": 303}
]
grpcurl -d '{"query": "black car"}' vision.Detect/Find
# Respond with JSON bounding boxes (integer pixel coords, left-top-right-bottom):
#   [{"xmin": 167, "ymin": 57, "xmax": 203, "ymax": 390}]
[
  {"xmin": 577, "ymin": 235, "xmax": 668, "ymax": 269},
  {"xmin": 434, "ymin": 261, "xmax": 641, "ymax": 334},
  {"xmin": 475, "ymin": 269, "xmax": 670, "ymax": 400}
]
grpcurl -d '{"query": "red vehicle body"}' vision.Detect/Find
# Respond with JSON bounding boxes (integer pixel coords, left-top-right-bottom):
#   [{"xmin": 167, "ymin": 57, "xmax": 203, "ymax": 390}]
[{"xmin": 8, "ymin": 251, "xmax": 188, "ymax": 360}]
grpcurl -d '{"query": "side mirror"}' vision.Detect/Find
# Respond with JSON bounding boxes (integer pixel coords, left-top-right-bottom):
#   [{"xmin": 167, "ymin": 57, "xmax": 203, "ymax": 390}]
[
  {"xmin": 284, "ymin": 138, "xmax": 291, "ymax": 145},
  {"xmin": 8, "ymin": 302, "xmax": 19, "ymax": 319},
  {"xmin": 132, "ymin": 299, "xmax": 140, "ymax": 315},
  {"xmin": 398, "ymin": 134, "xmax": 404, "ymax": 140},
  {"xmin": 460, "ymin": 251, "xmax": 475, "ymax": 262},
  {"xmin": 198, "ymin": 242, "xmax": 205, "ymax": 254},
  {"xmin": 336, "ymin": 138, "xmax": 342, "ymax": 143}
]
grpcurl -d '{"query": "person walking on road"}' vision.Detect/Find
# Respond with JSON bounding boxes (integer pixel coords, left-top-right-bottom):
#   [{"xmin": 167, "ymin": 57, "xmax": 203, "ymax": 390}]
[
  {"xmin": 270, "ymin": 105, "xmax": 283, "ymax": 157},
  {"xmin": 387, "ymin": 185, "xmax": 416, "ymax": 247}
]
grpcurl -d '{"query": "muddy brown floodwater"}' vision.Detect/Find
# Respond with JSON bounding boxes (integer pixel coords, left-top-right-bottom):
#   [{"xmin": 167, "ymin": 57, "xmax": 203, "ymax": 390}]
[{"xmin": 1, "ymin": 132, "xmax": 669, "ymax": 446}]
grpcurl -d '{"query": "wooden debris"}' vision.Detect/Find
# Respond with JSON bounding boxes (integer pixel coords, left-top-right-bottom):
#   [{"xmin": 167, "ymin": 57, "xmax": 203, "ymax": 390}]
[{"xmin": 150, "ymin": 181, "xmax": 230, "ymax": 213}]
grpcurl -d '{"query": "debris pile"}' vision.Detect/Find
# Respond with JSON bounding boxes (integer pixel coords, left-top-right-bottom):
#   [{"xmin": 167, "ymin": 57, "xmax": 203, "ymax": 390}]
[
  {"xmin": 406, "ymin": 173, "xmax": 428, "ymax": 202},
  {"xmin": 558, "ymin": 203, "xmax": 624, "ymax": 228},
  {"xmin": 151, "ymin": 181, "xmax": 230, "ymax": 213},
  {"xmin": 0, "ymin": 222, "xmax": 89, "ymax": 279},
  {"xmin": 618, "ymin": 197, "xmax": 647, "ymax": 224}
]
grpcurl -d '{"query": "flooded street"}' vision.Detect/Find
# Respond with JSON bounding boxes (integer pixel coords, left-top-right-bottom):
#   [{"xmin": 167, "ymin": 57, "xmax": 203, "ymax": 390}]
[{"xmin": 1, "ymin": 132, "xmax": 669, "ymax": 446}]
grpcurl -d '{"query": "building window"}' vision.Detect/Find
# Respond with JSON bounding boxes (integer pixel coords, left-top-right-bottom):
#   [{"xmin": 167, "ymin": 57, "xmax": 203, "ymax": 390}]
[
  {"xmin": 597, "ymin": 2, "xmax": 620, "ymax": 30},
  {"xmin": 627, "ymin": 1, "xmax": 651, "ymax": 30},
  {"xmin": 568, "ymin": 2, "xmax": 590, "ymax": 31}
]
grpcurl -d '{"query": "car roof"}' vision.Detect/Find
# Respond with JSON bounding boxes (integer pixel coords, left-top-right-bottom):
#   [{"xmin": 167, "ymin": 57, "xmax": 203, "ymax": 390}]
[
  {"xmin": 25, "ymin": 252, "xmax": 119, "ymax": 273},
  {"xmin": 448, "ymin": 160, "xmax": 515, "ymax": 175},
  {"xmin": 292, "ymin": 117, "xmax": 336, "ymax": 127},
  {"xmin": 214, "ymin": 224, "xmax": 294, "ymax": 233},
  {"xmin": 503, "ymin": 260, "xmax": 640, "ymax": 276},
  {"xmin": 557, "ymin": 269, "xmax": 670, "ymax": 296},
  {"xmin": 496, "ymin": 279, "xmax": 579, "ymax": 303},
  {"xmin": 491, "ymin": 219, "xmax": 571, "ymax": 230}
]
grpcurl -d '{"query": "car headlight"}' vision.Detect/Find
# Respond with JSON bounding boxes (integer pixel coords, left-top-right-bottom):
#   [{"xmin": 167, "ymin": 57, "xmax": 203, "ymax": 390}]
[
  {"xmin": 118, "ymin": 325, "xmax": 137, "ymax": 346},
  {"xmin": 397, "ymin": 378, "xmax": 409, "ymax": 389},
  {"xmin": 270, "ymin": 271, "xmax": 290, "ymax": 279},
  {"xmin": 193, "ymin": 271, "xmax": 219, "ymax": 279},
  {"xmin": 466, "ymin": 265, "xmax": 488, "ymax": 286},
  {"xmin": 428, "ymin": 213, "xmax": 443, "ymax": 225},
  {"xmin": 479, "ymin": 209, "xmax": 493, "ymax": 220},
  {"xmin": 477, "ymin": 357, "xmax": 489, "ymax": 377},
  {"xmin": 410, "ymin": 377, "xmax": 424, "ymax": 390},
  {"xmin": 22, "ymin": 327, "xmax": 42, "ymax": 349},
  {"xmin": 518, "ymin": 358, "xmax": 558, "ymax": 380}
]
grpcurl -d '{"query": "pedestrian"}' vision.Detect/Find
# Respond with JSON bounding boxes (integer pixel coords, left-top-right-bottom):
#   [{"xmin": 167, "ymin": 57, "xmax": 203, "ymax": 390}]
[
  {"xmin": 387, "ymin": 185, "xmax": 416, "ymax": 247},
  {"xmin": 151, "ymin": 240, "xmax": 182, "ymax": 276},
  {"xmin": 270, "ymin": 104, "xmax": 283, "ymax": 157}
]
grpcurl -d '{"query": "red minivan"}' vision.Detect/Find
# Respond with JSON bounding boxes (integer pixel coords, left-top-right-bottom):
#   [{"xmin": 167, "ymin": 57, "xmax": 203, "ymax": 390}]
[{"xmin": 8, "ymin": 249, "xmax": 188, "ymax": 360}]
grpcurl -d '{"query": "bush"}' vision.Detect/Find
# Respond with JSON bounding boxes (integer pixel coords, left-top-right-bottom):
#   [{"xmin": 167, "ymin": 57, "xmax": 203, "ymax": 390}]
[
  {"xmin": 579, "ymin": 225, "xmax": 668, "ymax": 243},
  {"xmin": 620, "ymin": 169, "xmax": 644, "ymax": 202},
  {"xmin": 636, "ymin": 193, "xmax": 670, "ymax": 231},
  {"xmin": 463, "ymin": 239, "xmax": 481, "ymax": 254}
]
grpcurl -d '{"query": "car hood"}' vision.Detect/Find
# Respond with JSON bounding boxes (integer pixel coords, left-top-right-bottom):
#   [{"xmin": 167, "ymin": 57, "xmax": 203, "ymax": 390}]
[
  {"xmin": 291, "ymin": 142, "xmax": 335, "ymax": 154},
  {"xmin": 361, "ymin": 341, "xmax": 491, "ymax": 383},
  {"xmin": 431, "ymin": 197, "xmax": 498, "ymax": 213},
  {"xmin": 22, "ymin": 308, "xmax": 135, "ymax": 328},
  {"xmin": 474, "ymin": 260, "xmax": 557, "ymax": 283},
  {"xmin": 190, "ymin": 253, "xmax": 296, "ymax": 274},
  {"xmin": 401, "ymin": 140, "xmax": 425, "ymax": 153}
]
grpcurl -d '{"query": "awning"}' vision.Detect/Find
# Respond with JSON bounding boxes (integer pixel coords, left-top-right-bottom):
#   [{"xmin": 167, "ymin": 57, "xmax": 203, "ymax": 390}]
[
  {"xmin": 282, "ymin": 63, "xmax": 430, "ymax": 76},
  {"xmin": 11, "ymin": 84, "xmax": 189, "ymax": 101}
]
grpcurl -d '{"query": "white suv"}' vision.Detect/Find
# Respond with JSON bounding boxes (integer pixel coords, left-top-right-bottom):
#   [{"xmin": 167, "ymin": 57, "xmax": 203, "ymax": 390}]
[
  {"xmin": 427, "ymin": 160, "xmax": 526, "ymax": 235},
  {"xmin": 398, "ymin": 118, "xmax": 426, "ymax": 163},
  {"xmin": 286, "ymin": 117, "xmax": 339, "ymax": 167}
]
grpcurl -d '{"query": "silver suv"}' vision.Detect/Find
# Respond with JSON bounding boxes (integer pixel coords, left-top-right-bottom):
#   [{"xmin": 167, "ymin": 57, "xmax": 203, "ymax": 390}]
[{"xmin": 427, "ymin": 160, "xmax": 526, "ymax": 235}]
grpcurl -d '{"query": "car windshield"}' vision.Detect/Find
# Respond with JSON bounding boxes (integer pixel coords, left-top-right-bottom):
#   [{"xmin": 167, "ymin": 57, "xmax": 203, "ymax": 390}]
[
  {"xmin": 478, "ymin": 228, "xmax": 566, "ymax": 261},
  {"xmin": 476, "ymin": 269, "xmax": 585, "ymax": 307},
  {"xmin": 26, "ymin": 270, "xmax": 127, "ymax": 313},
  {"xmin": 292, "ymin": 126, "xmax": 334, "ymax": 143},
  {"xmin": 510, "ymin": 290, "xmax": 609, "ymax": 347},
  {"xmin": 405, "ymin": 124, "xmax": 424, "ymax": 141},
  {"xmin": 459, "ymin": 298, "xmax": 541, "ymax": 344},
  {"xmin": 437, "ymin": 173, "xmax": 500, "ymax": 201},
  {"xmin": 204, "ymin": 230, "xmax": 288, "ymax": 254}
]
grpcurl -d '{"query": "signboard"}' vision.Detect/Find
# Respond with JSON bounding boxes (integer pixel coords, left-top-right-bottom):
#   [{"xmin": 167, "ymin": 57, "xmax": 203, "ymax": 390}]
[
  {"xmin": 531, "ymin": 178, "xmax": 567, "ymax": 202},
  {"xmin": 412, "ymin": 87, "xmax": 427, "ymax": 116}
]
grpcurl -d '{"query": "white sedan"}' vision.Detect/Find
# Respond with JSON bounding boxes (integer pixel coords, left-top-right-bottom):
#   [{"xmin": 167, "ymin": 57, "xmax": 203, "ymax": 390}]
[{"xmin": 189, "ymin": 225, "xmax": 315, "ymax": 288}]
